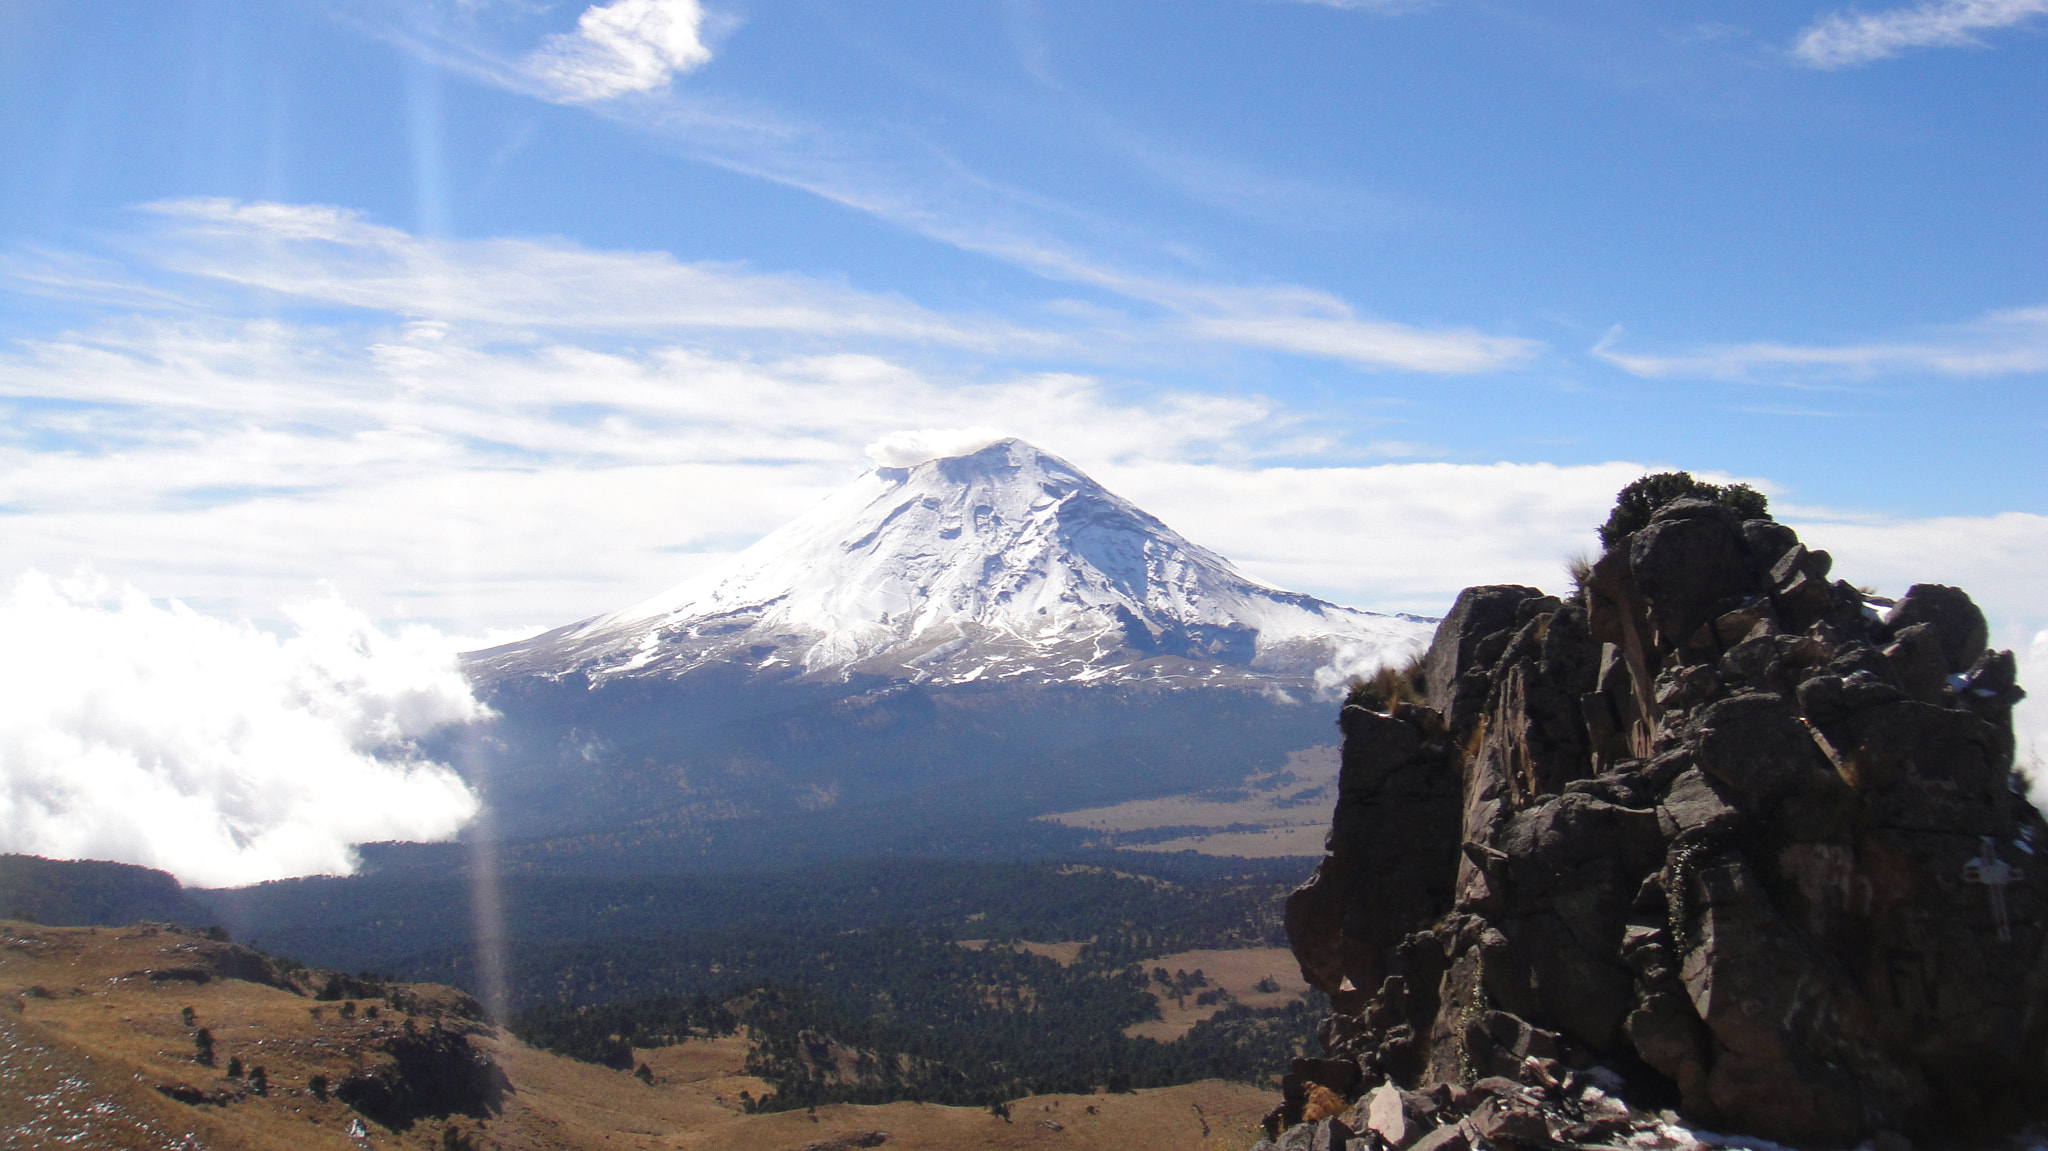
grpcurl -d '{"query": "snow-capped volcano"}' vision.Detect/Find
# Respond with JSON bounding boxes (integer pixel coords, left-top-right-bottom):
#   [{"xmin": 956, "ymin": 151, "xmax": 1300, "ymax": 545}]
[{"xmin": 467, "ymin": 438, "xmax": 1430, "ymax": 691}]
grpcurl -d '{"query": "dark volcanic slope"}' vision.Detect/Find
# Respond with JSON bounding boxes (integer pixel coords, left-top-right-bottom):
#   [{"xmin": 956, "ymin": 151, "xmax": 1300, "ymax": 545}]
[{"xmin": 444, "ymin": 670, "xmax": 1341, "ymax": 868}]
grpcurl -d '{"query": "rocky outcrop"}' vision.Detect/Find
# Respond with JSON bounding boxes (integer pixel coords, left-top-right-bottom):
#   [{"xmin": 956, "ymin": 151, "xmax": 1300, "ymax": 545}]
[
  {"xmin": 334, "ymin": 1024, "xmax": 509, "ymax": 1131},
  {"xmin": 1273, "ymin": 501, "xmax": 2044, "ymax": 1149}
]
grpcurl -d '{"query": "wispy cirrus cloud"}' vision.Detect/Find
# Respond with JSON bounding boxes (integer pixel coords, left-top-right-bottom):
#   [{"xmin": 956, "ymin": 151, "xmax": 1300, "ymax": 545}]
[
  {"xmin": 18, "ymin": 196, "xmax": 1535, "ymax": 377},
  {"xmin": 1592, "ymin": 302, "xmax": 2048, "ymax": 380},
  {"xmin": 347, "ymin": 7, "xmax": 1540, "ymax": 376},
  {"xmin": 635, "ymin": 117, "xmax": 1538, "ymax": 373},
  {"xmin": 1793, "ymin": 0, "xmax": 2048, "ymax": 68},
  {"xmin": 110, "ymin": 198, "xmax": 1037, "ymax": 350},
  {"xmin": 523, "ymin": 0, "xmax": 713, "ymax": 101},
  {"xmin": 1186, "ymin": 311, "xmax": 1537, "ymax": 375}
]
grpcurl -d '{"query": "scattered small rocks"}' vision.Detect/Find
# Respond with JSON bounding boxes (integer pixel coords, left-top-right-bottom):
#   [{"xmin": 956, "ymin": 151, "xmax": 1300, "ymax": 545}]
[{"xmin": 1254, "ymin": 1056, "xmax": 1709, "ymax": 1151}]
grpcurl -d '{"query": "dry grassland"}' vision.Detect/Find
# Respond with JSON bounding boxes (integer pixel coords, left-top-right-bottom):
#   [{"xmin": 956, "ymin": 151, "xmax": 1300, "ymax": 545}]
[
  {"xmin": 1038, "ymin": 747, "xmax": 1336, "ymax": 858},
  {"xmin": 1120, "ymin": 826, "xmax": 1329, "ymax": 858},
  {"xmin": 2, "ymin": 921, "xmax": 1279, "ymax": 1151},
  {"xmin": 953, "ymin": 939, "xmax": 1086, "ymax": 966},
  {"xmin": 1123, "ymin": 948, "xmax": 1307, "ymax": 1043}
]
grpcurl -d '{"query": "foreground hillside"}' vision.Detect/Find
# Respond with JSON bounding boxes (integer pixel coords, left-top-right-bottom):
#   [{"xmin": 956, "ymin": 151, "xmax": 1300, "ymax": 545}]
[{"xmin": 2, "ymin": 920, "xmax": 1278, "ymax": 1150}]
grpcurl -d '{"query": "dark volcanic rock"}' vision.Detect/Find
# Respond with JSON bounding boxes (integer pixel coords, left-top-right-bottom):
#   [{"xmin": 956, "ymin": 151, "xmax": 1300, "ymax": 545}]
[
  {"xmin": 1629, "ymin": 500, "xmax": 1752, "ymax": 649},
  {"xmin": 1884, "ymin": 584, "xmax": 1989, "ymax": 674},
  {"xmin": 334, "ymin": 1026, "xmax": 508, "ymax": 1131},
  {"xmin": 1274, "ymin": 511, "xmax": 2046, "ymax": 1150},
  {"xmin": 1287, "ymin": 704, "xmax": 1461, "ymax": 1011},
  {"xmin": 1424, "ymin": 585, "xmax": 1547, "ymax": 736}
]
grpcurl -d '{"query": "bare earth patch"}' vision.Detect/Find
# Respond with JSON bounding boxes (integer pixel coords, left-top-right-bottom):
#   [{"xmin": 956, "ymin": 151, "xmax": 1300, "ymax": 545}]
[{"xmin": 1125, "ymin": 947, "xmax": 1308, "ymax": 1043}]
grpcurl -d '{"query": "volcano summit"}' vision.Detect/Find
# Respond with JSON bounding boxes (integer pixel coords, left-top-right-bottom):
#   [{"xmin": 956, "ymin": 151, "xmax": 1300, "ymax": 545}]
[
  {"xmin": 447, "ymin": 439, "xmax": 1432, "ymax": 870},
  {"xmin": 469, "ymin": 438, "xmax": 1426, "ymax": 692}
]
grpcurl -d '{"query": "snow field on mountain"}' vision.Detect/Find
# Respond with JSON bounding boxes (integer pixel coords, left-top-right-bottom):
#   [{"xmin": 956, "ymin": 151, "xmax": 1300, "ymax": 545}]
[{"xmin": 480, "ymin": 438, "xmax": 1430, "ymax": 690}]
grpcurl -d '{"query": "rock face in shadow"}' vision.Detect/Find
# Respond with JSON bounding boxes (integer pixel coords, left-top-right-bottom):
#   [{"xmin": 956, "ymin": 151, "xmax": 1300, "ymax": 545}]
[
  {"xmin": 1277, "ymin": 502, "xmax": 2046, "ymax": 1149},
  {"xmin": 334, "ymin": 1025, "xmax": 509, "ymax": 1132}
]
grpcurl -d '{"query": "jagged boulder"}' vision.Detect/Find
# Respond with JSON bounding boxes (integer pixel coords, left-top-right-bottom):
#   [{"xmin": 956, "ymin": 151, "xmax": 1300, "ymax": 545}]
[
  {"xmin": 1286, "ymin": 704, "xmax": 1462, "ymax": 1011},
  {"xmin": 1279, "ymin": 512, "xmax": 2044, "ymax": 1149},
  {"xmin": 1883, "ymin": 584, "xmax": 1989, "ymax": 674}
]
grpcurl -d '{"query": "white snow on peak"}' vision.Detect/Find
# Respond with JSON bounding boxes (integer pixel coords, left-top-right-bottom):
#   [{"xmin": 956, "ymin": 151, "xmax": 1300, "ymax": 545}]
[{"xmin": 472, "ymin": 438, "xmax": 1433, "ymax": 690}]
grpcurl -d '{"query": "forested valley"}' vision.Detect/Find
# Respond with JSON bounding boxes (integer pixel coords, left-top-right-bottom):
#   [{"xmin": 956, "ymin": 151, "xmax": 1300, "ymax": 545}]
[{"xmin": 198, "ymin": 856, "xmax": 1328, "ymax": 1111}]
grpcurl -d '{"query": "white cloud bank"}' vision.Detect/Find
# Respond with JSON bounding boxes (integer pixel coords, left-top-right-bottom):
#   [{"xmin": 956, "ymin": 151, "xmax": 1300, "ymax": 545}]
[
  {"xmin": 0, "ymin": 574, "xmax": 484, "ymax": 888},
  {"xmin": 1794, "ymin": 0, "xmax": 2048, "ymax": 68},
  {"xmin": 865, "ymin": 427, "xmax": 1012, "ymax": 468},
  {"xmin": 2029, "ymin": 628, "xmax": 2048, "ymax": 775},
  {"xmin": 524, "ymin": 0, "xmax": 712, "ymax": 102},
  {"xmin": 0, "ymin": 303, "xmax": 1282, "ymax": 627}
]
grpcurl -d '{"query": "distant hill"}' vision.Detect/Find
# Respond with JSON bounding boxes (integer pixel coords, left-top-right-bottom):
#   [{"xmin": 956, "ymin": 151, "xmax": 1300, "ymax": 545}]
[{"xmin": 0, "ymin": 854, "xmax": 216, "ymax": 928}]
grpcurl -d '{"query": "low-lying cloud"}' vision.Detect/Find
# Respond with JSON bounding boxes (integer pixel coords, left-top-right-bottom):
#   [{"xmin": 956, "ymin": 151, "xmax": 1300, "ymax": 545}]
[
  {"xmin": 865, "ymin": 427, "xmax": 1011, "ymax": 468},
  {"xmin": 0, "ymin": 573, "xmax": 484, "ymax": 888}
]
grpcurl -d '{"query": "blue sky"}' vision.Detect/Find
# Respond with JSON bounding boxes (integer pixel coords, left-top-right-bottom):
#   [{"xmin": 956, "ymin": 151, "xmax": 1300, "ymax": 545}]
[
  {"xmin": 4, "ymin": 0, "xmax": 2048, "ymax": 878},
  {"xmin": 2, "ymin": 0, "xmax": 2045, "ymax": 627}
]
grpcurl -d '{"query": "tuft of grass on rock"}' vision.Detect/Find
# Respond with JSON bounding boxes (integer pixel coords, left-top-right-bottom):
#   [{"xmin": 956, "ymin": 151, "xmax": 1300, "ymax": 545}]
[{"xmin": 1343, "ymin": 654, "xmax": 1427, "ymax": 714}]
